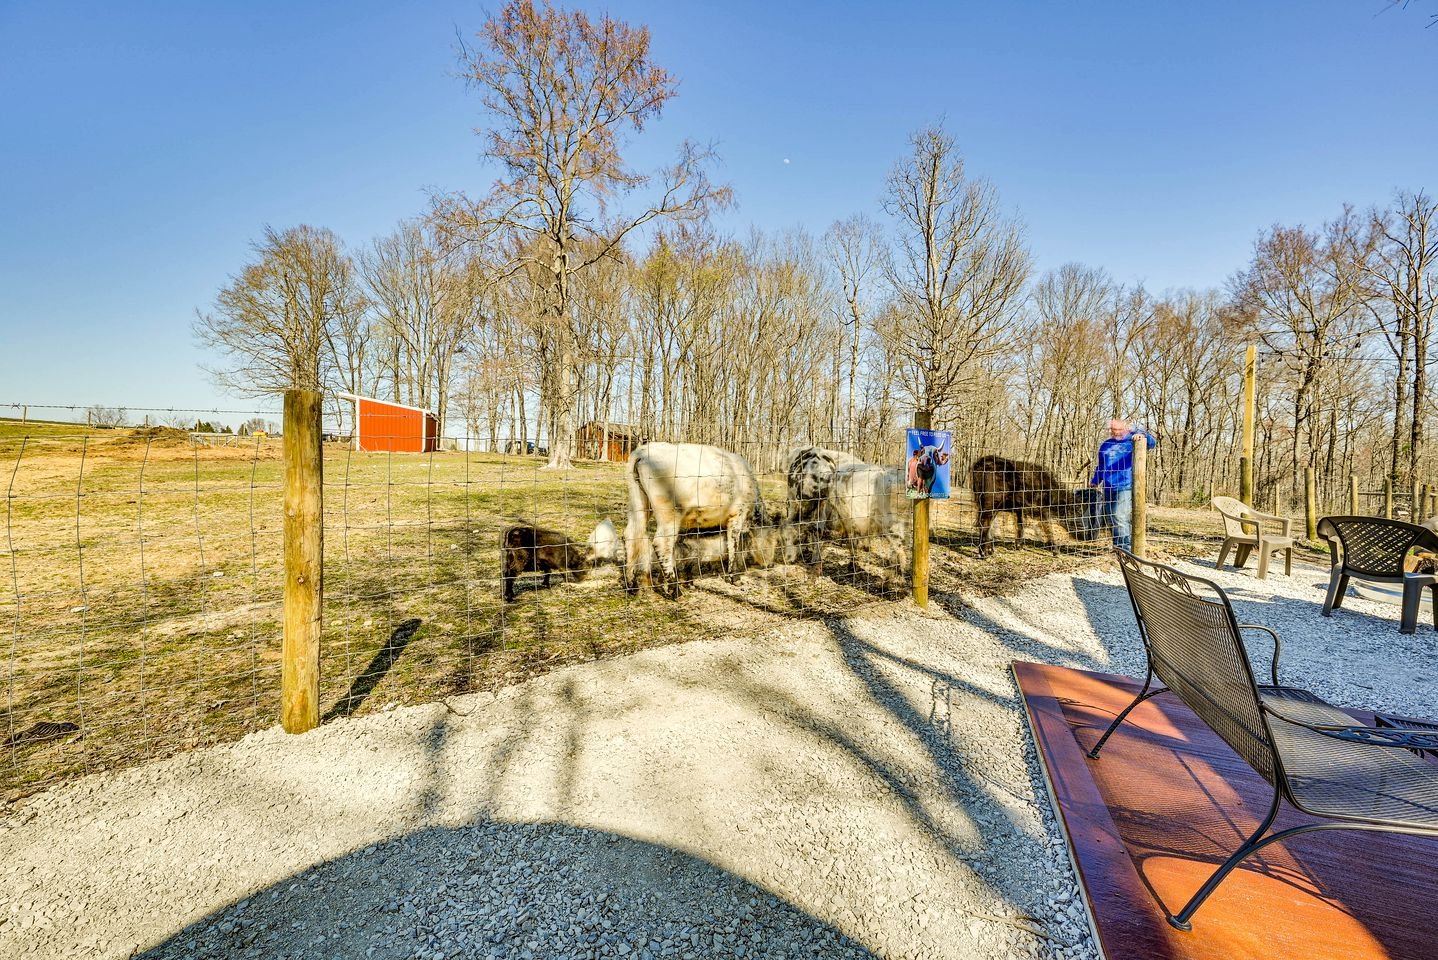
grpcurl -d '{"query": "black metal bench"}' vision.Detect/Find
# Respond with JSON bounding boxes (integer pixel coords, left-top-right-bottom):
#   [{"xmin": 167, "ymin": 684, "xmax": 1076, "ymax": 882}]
[
  {"xmin": 1317, "ymin": 516, "xmax": 1438, "ymax": 634},
  {"xmin": 1089, "ymin": 549, "xmax": 1438, "ymax": 931}
]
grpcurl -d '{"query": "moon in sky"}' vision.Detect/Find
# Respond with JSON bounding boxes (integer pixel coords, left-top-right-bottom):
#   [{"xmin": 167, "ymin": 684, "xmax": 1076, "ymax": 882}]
[{"xmin": 783, "ymin": 158, "xmax": 790, "ymax": 164}]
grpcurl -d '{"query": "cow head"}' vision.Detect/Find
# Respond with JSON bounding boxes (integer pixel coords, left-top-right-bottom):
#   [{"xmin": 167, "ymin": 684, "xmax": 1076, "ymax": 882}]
[{"xmin": 789, "ymin": 449, "xmax": 838, "ymax": 504}]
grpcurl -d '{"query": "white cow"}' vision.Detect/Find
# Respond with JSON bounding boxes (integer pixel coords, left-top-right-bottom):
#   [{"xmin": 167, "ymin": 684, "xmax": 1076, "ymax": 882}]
[
  {"xmin": 821, "ymin": 463, "xmax": 912, "ymax": 578},
  {"xmin": 623, "ymin": 442, "xmax": 766, "ymax": 599}
]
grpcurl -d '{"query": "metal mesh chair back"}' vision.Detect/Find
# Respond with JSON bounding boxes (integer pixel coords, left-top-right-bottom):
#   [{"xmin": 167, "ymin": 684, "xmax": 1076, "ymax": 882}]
[
  {"xmin": 1319, "ymin": 516, "xmax": 1436, "ymax": 578},
  {"xmin": 1115, "ymin": 550, "xmax": 1278, "ymax": 785}
]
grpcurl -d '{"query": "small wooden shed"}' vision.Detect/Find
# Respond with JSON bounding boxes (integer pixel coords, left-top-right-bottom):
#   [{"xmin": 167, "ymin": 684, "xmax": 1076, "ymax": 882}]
[
  {"xmin": 575, "ymin": 421, "xmax": 644, "ymax": 461},
  {"xmin": 341, "ymin": 394, "xmax": 439, "ymax": 454}
]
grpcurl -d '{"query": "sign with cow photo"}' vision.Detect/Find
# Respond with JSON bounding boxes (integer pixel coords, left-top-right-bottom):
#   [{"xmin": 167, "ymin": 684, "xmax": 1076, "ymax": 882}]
[{"xmin": 905, "ymin": 429, "xmax": 953, "ymax": 500}]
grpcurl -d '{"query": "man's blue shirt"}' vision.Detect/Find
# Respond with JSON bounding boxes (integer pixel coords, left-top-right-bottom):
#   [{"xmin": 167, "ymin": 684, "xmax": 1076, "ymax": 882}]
[{"xmin": 1091, "ymin": 430, "xmax": 1156, "ymax": 491}]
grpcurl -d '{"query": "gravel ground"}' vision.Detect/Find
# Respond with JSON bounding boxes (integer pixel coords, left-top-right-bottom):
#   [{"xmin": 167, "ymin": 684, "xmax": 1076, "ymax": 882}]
[{"xmin": 1, "ymin": 555, "xmax": 1431, "ymax": 960}]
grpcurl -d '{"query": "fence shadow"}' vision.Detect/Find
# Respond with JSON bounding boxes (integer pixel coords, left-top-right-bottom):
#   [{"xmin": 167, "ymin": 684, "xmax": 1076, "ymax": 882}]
[{"xmin": 323, "ymin": 618, "xmax": 423, "ymax": 721}]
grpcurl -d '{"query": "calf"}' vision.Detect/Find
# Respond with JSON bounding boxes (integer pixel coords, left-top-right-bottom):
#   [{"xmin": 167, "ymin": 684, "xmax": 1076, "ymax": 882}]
[
  {"xmin": 674, "ymin": 524, "xmax": 782, "ymax": 583},
  {"xmin": 969, "ymin": 455, "xmax": 1100, "ymax": 559},
  {"xmin": 501, "ymin": 523, "xmax": 605, "ymax": 602}
]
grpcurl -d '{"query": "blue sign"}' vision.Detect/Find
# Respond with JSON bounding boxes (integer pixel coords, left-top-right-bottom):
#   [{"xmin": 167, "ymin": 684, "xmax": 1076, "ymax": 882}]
[{"xmin": 905, "ymin": 429, "xmax": 953, "ymax": 500}]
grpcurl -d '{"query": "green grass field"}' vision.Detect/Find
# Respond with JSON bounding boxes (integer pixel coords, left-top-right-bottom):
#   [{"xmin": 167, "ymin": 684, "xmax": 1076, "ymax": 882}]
[{"xmin": 0, "ymin": 423, "xmax": 1236, "ymax": 798}]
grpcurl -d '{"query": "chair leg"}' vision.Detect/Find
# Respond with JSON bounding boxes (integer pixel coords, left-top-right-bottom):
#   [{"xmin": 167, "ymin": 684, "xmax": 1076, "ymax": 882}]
[
  {"xmin": 1216, "ymin": 539, "xmax": 1232, "ymax": 570},
  {"xmin": 1234, "ymin": 544, "xmax": 1252, "ymax": 569},
  {"xmin": 1323, "ymin": 569, "xmax": 1348, "ymax": 615},
  {"xmin": 1170, "ymin": 794, "xmax": 1284, "ymax": 931},
  {"xmin": 1401, "ymin": 581, "xmax": 1421, "ymax": 634},
  {"xmin": 1087, "ymin": 675, "xmax": 1163, "ymax": 760},
  {"xmin": 1284, "ymin": 547, "xmax": 1292, "ymax": 577},
  {"xmin": 1432, "ymin": 584, "xmax": 1438, "ymax": 631},
  {"xmin": 1257, "ymin": 546, "xmax": 1271, "ymax": 580}
]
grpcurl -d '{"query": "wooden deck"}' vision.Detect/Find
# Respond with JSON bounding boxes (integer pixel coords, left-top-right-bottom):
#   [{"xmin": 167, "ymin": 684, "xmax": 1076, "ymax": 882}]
[{"xmin": 1014, "ymin": 661, "xmax": 1438, "ymax": 960}]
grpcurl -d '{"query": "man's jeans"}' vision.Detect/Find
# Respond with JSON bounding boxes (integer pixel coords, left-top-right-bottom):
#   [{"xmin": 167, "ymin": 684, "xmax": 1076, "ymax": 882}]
[{"xmin": 1102, "ymin": 487, "xmax": 1133, "ymax": 551}]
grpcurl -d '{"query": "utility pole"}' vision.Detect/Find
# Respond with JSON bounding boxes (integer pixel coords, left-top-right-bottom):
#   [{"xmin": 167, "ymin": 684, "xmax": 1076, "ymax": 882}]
[{"xmin": 1240, "ymin": 344, "xmax": 1256, "ymax": 504}]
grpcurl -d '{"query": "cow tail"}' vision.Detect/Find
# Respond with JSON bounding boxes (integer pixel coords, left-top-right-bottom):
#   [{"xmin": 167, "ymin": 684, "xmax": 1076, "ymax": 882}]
[{"xmin": 624, "ymin": 451, "xmax": 652, "ymax": 589}]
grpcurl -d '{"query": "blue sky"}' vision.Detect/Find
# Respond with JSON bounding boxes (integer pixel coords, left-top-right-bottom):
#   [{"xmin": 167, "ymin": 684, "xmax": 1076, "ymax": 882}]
[{"xmin": 1, "ymin": 1, "xmax": 1433, "ymax": 423}]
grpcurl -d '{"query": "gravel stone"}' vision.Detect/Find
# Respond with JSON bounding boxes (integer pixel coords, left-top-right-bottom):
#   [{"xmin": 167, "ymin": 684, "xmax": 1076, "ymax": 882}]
[{"xmin": 0, "ymin": 556, "xmax": 1409, "ymax": 960}]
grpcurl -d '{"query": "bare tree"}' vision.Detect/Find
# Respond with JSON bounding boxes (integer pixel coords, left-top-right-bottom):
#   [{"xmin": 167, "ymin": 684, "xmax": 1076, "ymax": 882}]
[
  {"xmin": 1363, "ymin": 191, "xmax": 1438, "ymax": 483},
  {"xmin": 362, "ymin": 221, "xmax": 483, "ymax": 428},
  {"xmin": 1230, "ymin": 209, "xmax": 1375, "ymax": 480},
  {"xmin": 437, "ymin": 0, "xmax": 730, "ymax": 468},
  {"xmin": 882, "ymin": 125, "xmax": 1030, "ymax": 423},
  {"xmin": 195, "ymin": 224, "xmax": 365, "ymax": 397},
  {"xmin": 824, "ymin": 215, "xmax": 883, "ymax": 445}
]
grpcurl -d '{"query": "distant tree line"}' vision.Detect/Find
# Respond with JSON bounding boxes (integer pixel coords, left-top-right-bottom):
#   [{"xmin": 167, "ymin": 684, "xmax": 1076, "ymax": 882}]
[{"xmin": 195, "ymin": 0, "xmax": 1437, "ymax": 510}]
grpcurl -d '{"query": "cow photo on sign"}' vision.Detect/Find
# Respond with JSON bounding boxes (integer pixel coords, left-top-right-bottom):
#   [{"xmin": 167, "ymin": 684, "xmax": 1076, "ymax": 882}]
[{"xmin": 904, "ymin": 429, "xmax": 953, "ymax": 500}]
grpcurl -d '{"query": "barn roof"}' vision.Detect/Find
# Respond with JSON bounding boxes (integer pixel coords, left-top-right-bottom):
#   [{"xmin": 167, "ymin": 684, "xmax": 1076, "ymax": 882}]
[{"xmin": 337, "ymin": 393, "xmax": 436, "ymax": 416}]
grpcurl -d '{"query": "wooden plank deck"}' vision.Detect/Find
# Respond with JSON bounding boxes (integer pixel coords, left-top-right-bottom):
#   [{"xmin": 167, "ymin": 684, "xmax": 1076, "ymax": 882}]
[{"xmin": 1014, "ymin": 660, "xmax": 1438, "ymax": 960}]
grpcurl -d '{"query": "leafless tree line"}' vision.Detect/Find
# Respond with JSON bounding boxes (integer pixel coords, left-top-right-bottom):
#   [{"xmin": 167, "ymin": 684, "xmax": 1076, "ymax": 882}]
[{"xmin": 194, "ymin": 1, "xmax": 1437, "ymax": 512}]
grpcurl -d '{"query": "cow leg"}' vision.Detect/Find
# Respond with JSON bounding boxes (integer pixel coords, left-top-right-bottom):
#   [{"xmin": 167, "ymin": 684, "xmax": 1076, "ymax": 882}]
[
  {"xmin": 977, "ymin": 509, "xmax": 993, "ymax": 558},
  {"xmin": 502, "ymin": 574, "xmax": 515, "ymax": 603},
  {"xmin": 653, "ymin": 515, "xmax": 681, "ymax": 599},
  {"xmin": 1013, "ymin": 511, "xmax": 1026, "ymax": 548},
  {"xmin": 622, "ymin": 522, "xmax": 649, "ymax": 596}
]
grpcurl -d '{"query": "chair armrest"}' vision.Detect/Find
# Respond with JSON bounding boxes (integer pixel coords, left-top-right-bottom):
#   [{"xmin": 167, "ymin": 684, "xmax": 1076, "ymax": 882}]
[
  {"xmin": 1263, "ymin": 705, "xmax": 1438, "ymax": 750},
  {"xmin": 1236, "ymin": 623, "xmax": 1281, "ymax": 686},
  {"xmin": 1249, "ymin": 511, "xmax": 1293, "ymax": 537}
]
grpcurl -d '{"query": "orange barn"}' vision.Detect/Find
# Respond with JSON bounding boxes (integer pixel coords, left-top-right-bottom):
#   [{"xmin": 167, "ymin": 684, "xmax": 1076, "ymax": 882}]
[{"xmin": 342, "ymin": 394, "xmax": 440, "ymax": 453}]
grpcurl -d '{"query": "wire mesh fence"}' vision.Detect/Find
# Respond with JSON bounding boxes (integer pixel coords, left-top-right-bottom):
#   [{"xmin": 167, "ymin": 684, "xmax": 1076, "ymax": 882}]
[{"xmin": 4, "ymin": 402, "xmax": 1378, "ymax": 797}]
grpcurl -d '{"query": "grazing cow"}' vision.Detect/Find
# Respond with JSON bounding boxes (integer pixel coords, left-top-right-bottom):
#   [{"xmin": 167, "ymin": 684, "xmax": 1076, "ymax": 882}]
[
  {"xmin": 623, "ymin": 441, "xmax": 766, "ymax": 599},
  {"xmin": 820, "ymin": 463, "xmax": 912, "ymax": 578},
  {"xmin": 501, "ymin": 521, "xmax": 613, "ymax": 602},
  {"xmin": 674, "ymin": 524, "xmax": 782, "ymax": 583},
  {"xmin": 969, "ymin": 455, "xmax": 1101, "ymax": 559},
  {"xmin": 785, "ymin": 446, "xmax": 860, "ymax": 565}
]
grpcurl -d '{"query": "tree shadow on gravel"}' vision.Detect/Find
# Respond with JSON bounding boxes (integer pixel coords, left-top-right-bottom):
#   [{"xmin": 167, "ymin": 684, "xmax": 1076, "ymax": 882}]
[{"xmin": 136, "ymin": 821, "xmax": 876, "ymax": 960}]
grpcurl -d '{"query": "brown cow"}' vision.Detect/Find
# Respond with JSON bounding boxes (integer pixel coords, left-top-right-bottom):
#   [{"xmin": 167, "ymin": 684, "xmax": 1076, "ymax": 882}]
[{"xmin": 969, "ymin": 455, "xmax": 1100, "ymax": 558}]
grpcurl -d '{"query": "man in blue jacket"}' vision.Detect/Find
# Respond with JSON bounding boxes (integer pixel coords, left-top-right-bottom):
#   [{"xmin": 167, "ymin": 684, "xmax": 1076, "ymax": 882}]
[{"xmin": 1091, "ymin": 419, "xmax": 1156, "ymax": 552}]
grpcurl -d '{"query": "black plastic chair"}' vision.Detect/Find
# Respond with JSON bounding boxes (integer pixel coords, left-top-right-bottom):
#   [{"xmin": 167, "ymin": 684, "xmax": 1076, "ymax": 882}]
[
  {"xmin": 1317, "ymin": 516, "xmax": 1438, "ymax": 634},
  {"xmin": 1089, "ymin": 549, "xmax": 1438, "ymax": 931}
]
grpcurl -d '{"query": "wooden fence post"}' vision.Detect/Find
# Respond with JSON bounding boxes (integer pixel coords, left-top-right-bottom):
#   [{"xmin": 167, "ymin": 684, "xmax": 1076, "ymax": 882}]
[
  {"xmin": 908, "ymin": 411, "xmax": 931, "ymax": 606},
  {"xmin": 283, "ymin": 389, "xmax": 323, "ymax": 734},
  {"xmin": 1304, "ymin": 467, "xmax": 1317, "ymax": 541},
  {"xmin": 1349, "ymin": 474, "xmax": 1359, "ymax": 515},
  {"xmin": 1384, "ymin": 477, "xmax": 1394, "ymax": 519},
  {"xmin": 911, "ymin": 411, "xmax": 930, "ymax": 608},
  {"xmin": 1132, "ymin": 433, "xmax": 1147, "ymax": 559}
]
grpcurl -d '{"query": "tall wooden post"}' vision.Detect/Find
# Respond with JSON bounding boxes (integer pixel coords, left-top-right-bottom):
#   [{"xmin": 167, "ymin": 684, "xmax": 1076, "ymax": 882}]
[
  {"xmin": 1384, "ymin": 477, "xmax": 1394, "ymax": 519},
  {"xmin": 1415, "ymin": 481, "xmax": 1424, "ymax": 522},
  {"xmin": 911, "ymin": 411, "xmax": 930, "ymax": 608},
  {"xmin": 1349, "ymin": 474, "xmax": 1360, "ymax": 516},
  {"xmin": 1131, "ymin": 433, "xmax": 1148, "ymax": 559},
  {"xmin": 283, "ymin": 389, "xmax": 323, "ymax": 734},
  {"xmin": 1240, "ymin": 344, "xmax": 1256, "ymax": 504},
  {"xmin": 1304, "ymin": 467, "xmax": 1317, "ymax": 540}
]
